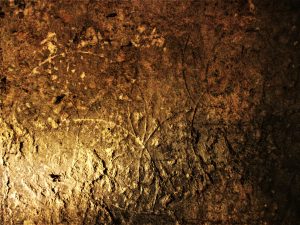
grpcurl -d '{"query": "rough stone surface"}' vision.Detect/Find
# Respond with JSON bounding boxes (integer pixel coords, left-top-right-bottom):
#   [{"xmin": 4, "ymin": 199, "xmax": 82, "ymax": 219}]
[{"xmin": 0, "ymin": 0, "xmax": 299, "ymax": 224}]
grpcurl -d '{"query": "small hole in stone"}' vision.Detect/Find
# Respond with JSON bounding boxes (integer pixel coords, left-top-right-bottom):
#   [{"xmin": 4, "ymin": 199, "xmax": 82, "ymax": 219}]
[
  {"xmin": 106, "ymin": 12, "xmax": 117, "ymax": 18},
  {"xmin": 0, "ymin": 76, "xmax": 7, "ymax": 84},
  {"xmin": 18, "ymin": 12, "xmax": 24, "ymax": 19},
  {"xmin": 0, "ymin": 12, "xmax": 5, "ymax": 18},
  {"xmin": 49, "ymin": 174, "xmax": 61, "ymax": 182},
  {"xmin": 54, "ymin": 94, "xmax": 65, "ymax": 104}
]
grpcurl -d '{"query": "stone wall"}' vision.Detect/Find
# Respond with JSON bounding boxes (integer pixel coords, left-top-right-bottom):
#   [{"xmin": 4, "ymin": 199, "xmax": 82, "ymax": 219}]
[{"xmin": 0, "ymin": 0, "xmax": 299, "ymax": 224}]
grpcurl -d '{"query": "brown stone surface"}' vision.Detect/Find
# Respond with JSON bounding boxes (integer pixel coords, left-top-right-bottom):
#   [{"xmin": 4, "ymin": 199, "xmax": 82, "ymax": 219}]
[{"xmin": 0, "ymin": 0, "xmax": 299, "ymax": 224}]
